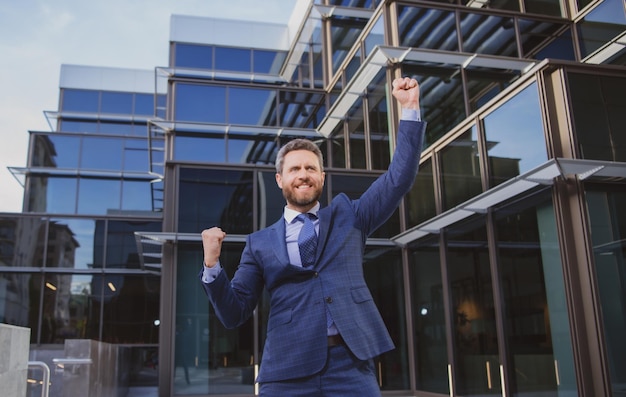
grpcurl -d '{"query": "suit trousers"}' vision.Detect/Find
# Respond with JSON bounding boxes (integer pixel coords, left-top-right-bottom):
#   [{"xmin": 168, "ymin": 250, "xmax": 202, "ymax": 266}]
[{"xmin": 258, "ymin": 344, "xmax": 381, "ymax": 397}]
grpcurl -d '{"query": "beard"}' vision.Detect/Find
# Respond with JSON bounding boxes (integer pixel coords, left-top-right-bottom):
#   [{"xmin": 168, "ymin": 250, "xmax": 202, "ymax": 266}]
[{"xmin": 282, "ymin": 185, "xmax": 322, "ymax": 208}]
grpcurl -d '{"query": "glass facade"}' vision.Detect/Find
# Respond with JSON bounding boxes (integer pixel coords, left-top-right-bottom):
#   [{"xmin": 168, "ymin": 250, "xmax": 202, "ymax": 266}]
[{"xmin": 3, "ymin": 1, "xmax": 626, "ymax": 396}]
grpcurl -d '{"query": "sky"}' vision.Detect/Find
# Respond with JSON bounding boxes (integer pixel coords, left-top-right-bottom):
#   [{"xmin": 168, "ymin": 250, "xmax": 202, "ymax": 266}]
[{"xmin": 0, "ymin": 0, "xmax": 297, "ymax": 212}]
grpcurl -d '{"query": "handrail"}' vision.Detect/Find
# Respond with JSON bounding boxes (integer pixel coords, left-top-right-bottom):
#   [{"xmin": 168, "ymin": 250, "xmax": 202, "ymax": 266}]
[{"xmin": 27, "ymin": 361, "xmax": 50, "ymax": 397}]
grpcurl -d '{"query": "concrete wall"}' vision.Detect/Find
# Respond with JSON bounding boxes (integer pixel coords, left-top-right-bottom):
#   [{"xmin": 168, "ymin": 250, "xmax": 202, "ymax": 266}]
[{"xmin": 0, "ymin": 323, "xmax": 31, "ymax": 397}]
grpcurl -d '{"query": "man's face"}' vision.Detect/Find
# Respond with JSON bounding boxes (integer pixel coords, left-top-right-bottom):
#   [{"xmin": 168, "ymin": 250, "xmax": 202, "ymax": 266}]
[{"xmin": 275, "ymin": 149, "xmax": 325, "ymax": 212}]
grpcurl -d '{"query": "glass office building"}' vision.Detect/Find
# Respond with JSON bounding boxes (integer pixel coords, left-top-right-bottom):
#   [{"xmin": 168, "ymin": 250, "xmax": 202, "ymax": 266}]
[{"xmin": 2, "ymin": 0, "xmax": 626, "ymax": 396}]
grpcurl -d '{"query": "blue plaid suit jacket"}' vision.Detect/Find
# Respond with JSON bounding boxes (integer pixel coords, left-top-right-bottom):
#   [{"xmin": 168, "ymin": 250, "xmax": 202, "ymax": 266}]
[{"xmin": 200, "ymin": 120, "xmax": 426, "ymax": 383}]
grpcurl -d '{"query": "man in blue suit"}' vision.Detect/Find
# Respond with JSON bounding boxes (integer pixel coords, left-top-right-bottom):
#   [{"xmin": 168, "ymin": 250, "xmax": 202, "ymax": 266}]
[{"xmin": 200, "ymin": 76, "xmax": 425, "ymax": 396}]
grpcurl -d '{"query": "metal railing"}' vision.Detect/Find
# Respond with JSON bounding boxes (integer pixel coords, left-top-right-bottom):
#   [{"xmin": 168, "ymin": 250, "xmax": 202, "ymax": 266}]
[{"xmin": 27, "ymin": 361, "xmax": 50, "ymax": 397}]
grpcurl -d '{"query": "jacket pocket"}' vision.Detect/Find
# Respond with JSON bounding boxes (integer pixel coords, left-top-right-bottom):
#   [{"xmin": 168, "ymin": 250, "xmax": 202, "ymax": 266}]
[{"xmin": 351, "ymin": 286, "xmax": 373, "ymax": 304}]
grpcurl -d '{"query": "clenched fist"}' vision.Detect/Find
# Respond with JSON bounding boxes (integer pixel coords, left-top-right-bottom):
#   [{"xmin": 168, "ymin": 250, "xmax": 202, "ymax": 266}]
[
  {"xmin": 391, "ymin": 77, "xmax": 420, "ymax": 110},
  {"xmin": 202, "ymin": 227, "xmax": 226, "ymax": 268}
]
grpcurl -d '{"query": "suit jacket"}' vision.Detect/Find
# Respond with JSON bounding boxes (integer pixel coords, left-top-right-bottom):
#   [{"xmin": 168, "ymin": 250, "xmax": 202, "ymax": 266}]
[{"xmin": 200, "ymin": 120, "xmax": 426, "ymax": 383}]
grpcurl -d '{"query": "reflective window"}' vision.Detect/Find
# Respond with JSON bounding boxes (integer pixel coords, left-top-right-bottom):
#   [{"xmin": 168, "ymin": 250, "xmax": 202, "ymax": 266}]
[
  {"xmin": 32, "ymin": 135, "xmax": 81, "ymax": 169},
  {"xmin": 257, "ymin": 171, "xmax": 285, "ymax": 230},
  {"xmin": 253, "ymin": 49, "xmax": 286, "ymax": 74},
  {"xmin": 368, "ymin": 72, "xmax": 390, "ymax": 170},
  {"xmin": 403, "ymin": 63, "xmax": 465, "ymax": 148},
  {"xmin": 441, "ymin": 127, "xmax": 483, "ymax": 211},
  {"xmin": 99, "ymin": 121, "xmax": 135, "ymax": 136},
  {"xmin": 466, "ymin": 67, "xmax": 517, "ymax": 113},
  {"xmin": 278, "ymin": 90, "xmax": 324, "ymax": 129},
  {"xmin": 406, "ymin": 159, "xmax": 436, "ymax": 228},
  {"xmin": 228, "ymin": 133, "xmax": 277, "ymax": 165},
  {"xmin": 101, "ymin": 91, "xmax": 133, "ymax": 115},
  {"xmin": 175, "ymin": 43, "xmax": 213, "ymax": 69},
  {"xmin": 101, "ymin": 275, "xmax": 160, "ymax": 343},
  {"xmin": 329, "ymin": 123, "xmax": 346, "ymax": 169},
  {"xmin": 525, "ymin": 0, "xmax": 563, "ymax": 16},
  {"xmin": 178, "ymin": 168, "xmax": 253, "ymax": 234},
  {"xmin": 484, "ymin": 83, "xmax": 546, "ymax": 187},
  {"xmin": 446, "ymin": 217, "xmax": 500, "ymax": 396},
  {"xmin": 330, "ymin": 174, "xmax": 400, "ymax": 238},
  {"xmin": 586, "ymin": 186, "xmax": 626, "ymax": 396},
  {"xmin": 364, "ymin": 14, "xmax": 385, "ymax": 57},
  {"xmin": 398, "ymin": 6, "xmax": 459, "ymax": 52},
  {"xmin": 215, "ymin": 47, "xmax": 250, "ymax": 73},
  {"xmin": 47, "ymin": 218, "xmax": 99, "ymax": 269},
  {"xmin": 135, "ymin": 93, "xmax": 154, "ymax": 115},
  {"xmin": 121, "ymin": 180, "xmax": 153, "ymax": 212},
  {"xmin": 228, "ymin": 88, "xmax": 276, "ymax": 126},
  {"xmin": 0, "ymin": 272, "xmax": 39, "ymax": 340},
  {"xmin": 41, "ymin": 274, "xmax": 100, "ymax": 343},
  {"xmin": 123, "ymin": 138, "xmax": 149, "ymax": 171},
  {"xmin": 62, "ymin": 89, "xmax": 99, "ymax": 113},
  {"xmin": 77, "ymin": 178, "xmax": 121, "ymax": 215},
  {"xmin": 577, "ymin": 0, "xmax": 626, "ymax": 61},
  {"xmin": 568, "ymin": 73, "xmax": 626, "ymax": 162},
  {"xmin": 347, "ymin": 99, "xmax": 366, "ymax": 169},
  {"xmin": 175, "ymin": 84, "xmax": 226, "ymax": 123},
  {"xmin": 328, "ymin": 0, "xmax": 380, "ymax": 7},
  {"xmin": 28, "ymin": 176, "xmax": 77, "ymax": 214},
  {"xmin": 60, "ymin": 119, "xmax": 99, "ymax": 133},
  {"xmin": 329, "ymin": 15, "xmax": 369, "ymax": 74},
  {"xmin": 519, "ymin": 19, "xmax": 574, "ymax": 60},
  {"xmin": 0, "ymin": 217, "xmax": 46, "ymax": 267},
  {"xmin": 495, "ymin": 190, "xmax": 577, "ymax": 395},
  {"xmin": 175, "ymin": 242, "xmax": 253, "ymax": 394},
  {"xmin": 105, "ymin": 220, "xmax": 160, "ymax": 269},
  {"xmin": 409, "ymin": 236, "xmax": 448, "ymax": 394},
  {"xmin": 460, "ymin": 12, "xmax": 518, "ymax": 57},
  {"xmin": 174, "ymin": 135, "xmax": 225, "ymax": 163},
  {"xmin": 344, "ymin": 49, "xmax": 362, "ymax": 85},
  {"xmin": 364, "ymin": 245, "xmax": 409, "ymax": 390},
  {"xmin": 81, "ymin": 137, "xmax": 123, "ymax": 170}
]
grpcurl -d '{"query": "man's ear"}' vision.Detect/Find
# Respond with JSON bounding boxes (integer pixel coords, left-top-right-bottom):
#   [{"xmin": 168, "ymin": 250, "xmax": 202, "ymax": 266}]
[{"xmin": 275, "ymin": 172, "xmax": 283, "ymax": 189}]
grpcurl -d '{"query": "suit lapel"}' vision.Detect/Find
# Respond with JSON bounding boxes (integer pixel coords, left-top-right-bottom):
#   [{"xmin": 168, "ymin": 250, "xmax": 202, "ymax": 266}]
[{"xmin": 267, "ymin": 218, "xmax": 290, "ymax": 265}]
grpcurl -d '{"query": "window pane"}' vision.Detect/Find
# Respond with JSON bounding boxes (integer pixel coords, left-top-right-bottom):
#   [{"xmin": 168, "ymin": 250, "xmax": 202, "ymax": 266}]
[
  {"xmin": 101, "ymin": 92, "xmax": 133, "ymax": 115},
  {"xmin": 466, "ymin": 68, "xmax": 517, "ymax": 113},
  {"xmin": 406, "ymin": 159, "xmax": 436, "ymax": 228},
  {"xmin": 100, "ymin": 121, "xmax": 135, "ymax": 136},
  {"xmin": 135, "ymin": 93, "xmax": 154, "ymax": 115},
  {"xmin": 175, "ymin": 43, "xmax": 212, "ymax": 69},
  {"xmin": 228, "ymin": 133, "xmax": 277, "ymax": 164},
  {"xmin": 60, "ymin": 120, "xmax": 99, "ymax": 133},
  {"xmin": 484, "ymin": 83, "xmax": 546, "ymax": 187},
  {"xmin": 77, "ymin": 178, "xmax": 121, "ymax": 215},
  {"xmin": 81, "ymin": 137, "xmax": 123, "ymax": 171},
  {"xmin": 48, "ymin": 218, "xmax": 100, "ymax": 269},
  {"xmin": 41, "ymin": 274, "xmax": 100, "ymax": 343},
  {"xmin": 460, "ymin": 12, "xmax": 518, "ymax": 57},
  {"xmin": 569, "ymin": 73, "xmax": 626, "ymax": 162},
  {"xmin": 175, "ymin": 84, "xmax": 226, "ymax": 123},
  {"xmin": 105, "ymin": 220, "xmax": 161, "ymax": 269},
  {"xmin": 62, "ymin": 89, "xmax": 99, "ymax": 113},
  {"xmin": 364, "ymin": 245, "xmax": 409, "ymax": 390},
  {"xmin": 174, "ymin": 135, "xmax": 225, "ymax": 163},
  {"xmin": 101, "ymin": 275, "xmax": 160, "ymax": 344},
  {"xmin": 123, "ymin": 138, "xmax": 149, "ymax": 172},
  {"xmin": 121, "ymin": 180, "xmax": 153, "ymax": 212},
  {"xmin": 215, "ymin": 47, "xmax": 250, "ymax": 72},
  {"xmin": 178, "ymin": 168, "xmax": 253, "ymax": 234},
  {"xmin": 28, "ymin": 176, "xmax": 77, "ymax": 214},
  {"xmin": 329, "ymin": 16, "xmax": 368, "ymax": 74},
  {"xmin": 586, "ymin": 187, "xmax": 626, "ymax": 396},
  {"xmin": 441, "ymin": 127, "xmax": 483, "ymax": 211},
  {"xmin": 32, "ymin": 135, "xmax": 81, "ymax": 168},
  {"xmin": 577, "ymin": 0, "xmax": 626, "ymax": 60},
  {"xmin": 495, "ymin": 191, "xmax": 577, "ymax": 395},
  {"xmin": 0, "ymin": 272, "xmax": 39, "ymax": 341},
  {"xmin": 0, "ymin": 217, "xmax": 47, "ymax": 267},
  {"xmin": 519, "ymin": 19, "xmax": 574, "ymax": 60},
  {"xmin": 409, "ymin": 236, "xmax": 449, "ymax": 394},
  {"xmin": 253, "ymin": 49, "xmax": 286, "ymax": 74},
  {"xmin": 257, "ymin": 171, "xmax": 285, "ymax": 230},
  {"xmin": 228, "ymin": 88, "xmax": 276, "ymax": 126},
  {"xmin": 446, "ymin": 217, "xmax": 500, "ymax": 395},
  {"xmin": 398, "ymin": 6, "xmax": 459, "ymax": 52}
]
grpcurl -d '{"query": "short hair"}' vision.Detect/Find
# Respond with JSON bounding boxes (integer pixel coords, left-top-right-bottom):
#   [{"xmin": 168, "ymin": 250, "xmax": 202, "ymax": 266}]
[{"xmin": 275, "ymin": 139, "xmax": 324, "ymax": 174}]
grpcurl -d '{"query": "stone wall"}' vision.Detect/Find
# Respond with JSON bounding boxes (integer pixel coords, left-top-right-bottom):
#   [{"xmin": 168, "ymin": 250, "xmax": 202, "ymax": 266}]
[{"xmin": 0, "ymin": 323, "xmax": 31, "ymax": 397}]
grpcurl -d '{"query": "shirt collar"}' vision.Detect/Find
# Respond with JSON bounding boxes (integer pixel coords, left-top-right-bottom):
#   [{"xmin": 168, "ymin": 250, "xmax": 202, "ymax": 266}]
[{"xmin": 284, "ymin": 202, "xmax": 320, "ymax": 224}]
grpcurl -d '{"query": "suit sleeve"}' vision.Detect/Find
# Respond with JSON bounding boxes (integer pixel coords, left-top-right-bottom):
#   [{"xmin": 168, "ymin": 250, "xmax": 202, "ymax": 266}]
[{"xmin": 356, "ymin": 119, "xmax": 426, "ymax": 235}]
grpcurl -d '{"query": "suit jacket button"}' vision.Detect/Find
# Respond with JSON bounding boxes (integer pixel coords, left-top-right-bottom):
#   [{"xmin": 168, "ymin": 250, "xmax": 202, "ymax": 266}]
[
  {"xmin": 313, "ymin": 272, "xmax": 319, "ymax": 277},
  {"xmin": 325, "ymin": 296, "xmax": 332, "ymax": 303}
]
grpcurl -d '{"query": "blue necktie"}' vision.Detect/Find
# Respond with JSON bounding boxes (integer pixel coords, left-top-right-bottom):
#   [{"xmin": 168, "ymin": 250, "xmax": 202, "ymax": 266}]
[{"xmin": 297, "ymin": 213, "xmax": 317, "ymax": 267}]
